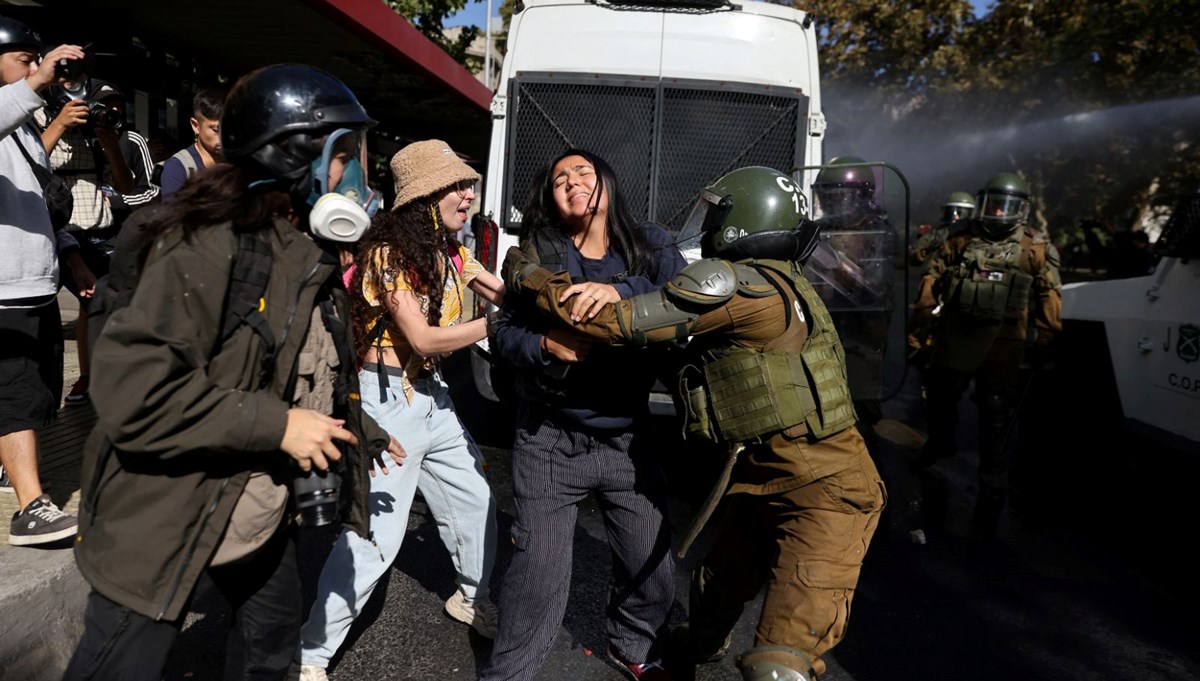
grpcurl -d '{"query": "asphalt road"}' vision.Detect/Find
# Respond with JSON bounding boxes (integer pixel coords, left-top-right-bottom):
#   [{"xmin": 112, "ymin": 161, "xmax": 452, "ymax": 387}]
[{"xmin": 157, "ymin": 346, "xmax": 1200, "ymax": 681}]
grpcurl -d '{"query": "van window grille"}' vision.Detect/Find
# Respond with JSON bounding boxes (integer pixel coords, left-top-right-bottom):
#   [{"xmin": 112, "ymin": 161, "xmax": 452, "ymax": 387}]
[{"xmin": 503, "ymin": 74, "xmax": 807, "ymax": 235}]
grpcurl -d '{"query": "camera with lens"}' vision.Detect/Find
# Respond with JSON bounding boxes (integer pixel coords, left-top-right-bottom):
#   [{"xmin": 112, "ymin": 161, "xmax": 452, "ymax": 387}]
[
  {"xmin": 292, "ymin": 465, "xmax": 342, "ymax": 527},
  {"xmin": 43, "ymin": 44, "xmax": 125, "ymax": 132}
]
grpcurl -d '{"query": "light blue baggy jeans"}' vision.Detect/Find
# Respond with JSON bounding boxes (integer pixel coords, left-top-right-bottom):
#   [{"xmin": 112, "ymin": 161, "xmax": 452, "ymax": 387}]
[{"xmin": 300, "ymin": 368, "xmax": 497, "ymax": 668}]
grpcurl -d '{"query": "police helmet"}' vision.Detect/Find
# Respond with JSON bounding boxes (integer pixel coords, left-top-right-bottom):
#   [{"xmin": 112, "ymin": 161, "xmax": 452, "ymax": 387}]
[
  {"xmin": 976, "ymin": 172, "xmax": 1031, "ymax": 239},
  {"xmin": 811, "ymin": 155, "xmax": 874, "ymax": 218},
  {"xmin": 0, "ymin": 17, "xmax": 42, "ymax": 55},
  {"xmin": 221, "ymin": 64, "xmax": 376, "ymax": 198},
  {"xmin": 940, "ymin": 191, "xmax": 976, "ymax": 225},
  {"xmin": 677, "ymin": 166, "xmax": 819, "ymax": 262}
]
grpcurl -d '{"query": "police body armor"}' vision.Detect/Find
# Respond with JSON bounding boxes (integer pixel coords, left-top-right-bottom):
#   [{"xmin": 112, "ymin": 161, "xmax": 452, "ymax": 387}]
[
  {"xmin": 679, "ymin": 259, "xmax": 857, "ymax": 444},
  {"xmin": 945, "ymin": 230, "xmax": 1034, "ymax": 322}
]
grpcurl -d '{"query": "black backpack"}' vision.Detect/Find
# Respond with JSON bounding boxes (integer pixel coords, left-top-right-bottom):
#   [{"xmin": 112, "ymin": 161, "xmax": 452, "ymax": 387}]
[{"xmin": 86, "ymin": 209, "xmax": 276, "ymax": 385}]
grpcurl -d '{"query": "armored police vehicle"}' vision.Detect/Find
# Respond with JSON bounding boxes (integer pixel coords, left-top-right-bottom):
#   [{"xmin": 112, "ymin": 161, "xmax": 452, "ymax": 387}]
[
  {"xmin": 470, "ymin": 0, "xmax": 826, "ymax": 405},
  {"xmin": 1058, "ymin": 194, "xmax": 1200, "ymax": 450}
]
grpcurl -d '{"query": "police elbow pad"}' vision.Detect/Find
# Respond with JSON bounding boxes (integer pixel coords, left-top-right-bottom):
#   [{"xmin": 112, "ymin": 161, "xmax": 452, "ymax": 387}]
[
  {"xmin": 666, "ymin": 259, "xmax": 737, "ymax": 305},
  {"xmin": 619, "ymin": 289, "xmax": 698, "ymax": 345}
]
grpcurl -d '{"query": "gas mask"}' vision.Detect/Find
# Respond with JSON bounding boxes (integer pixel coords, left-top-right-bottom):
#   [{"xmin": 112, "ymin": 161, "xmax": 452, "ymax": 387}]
[{"xmin": 307, "ymin": 128, "xmax": 381, "ymax": 242}]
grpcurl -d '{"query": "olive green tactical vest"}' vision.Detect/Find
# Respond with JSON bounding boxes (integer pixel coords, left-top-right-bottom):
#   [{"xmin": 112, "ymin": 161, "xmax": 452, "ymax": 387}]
[
  {"xmin": 680, "ymin": 259, "xmax": 857, "ymax": 444},
  {"xmin": 947, "ymin": 232, "xmax": 1034, "ymax": 322}
]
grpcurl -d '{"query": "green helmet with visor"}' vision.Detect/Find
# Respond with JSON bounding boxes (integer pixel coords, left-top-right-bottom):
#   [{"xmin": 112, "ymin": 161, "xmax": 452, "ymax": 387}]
[
  {"xmin": 977, "ymin": 172, "xmax": 1031, "ymax": 239},
  {"xmin": 676, "ymin": 166, "xmax": 818, "ymax": 262},
  {"xmin": 940, "ymin": 191, "xmax": 976, "ymax": 225},
  {"xmin": 811, "ymin": 155, "xmax": 874, "ymax": 218}
]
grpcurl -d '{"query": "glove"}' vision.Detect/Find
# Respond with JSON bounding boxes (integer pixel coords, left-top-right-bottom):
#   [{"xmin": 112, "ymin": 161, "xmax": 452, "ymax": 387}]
[{"xmin": 500, "ymin": 245, "xmax": 543, "ymax": 293}]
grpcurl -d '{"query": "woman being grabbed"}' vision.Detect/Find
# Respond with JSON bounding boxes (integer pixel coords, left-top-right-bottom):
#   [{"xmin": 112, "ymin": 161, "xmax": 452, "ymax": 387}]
[
  {"xmin": 481, "ymin": 149, "xmax": 685, "ymax": 681},
  {"xmin": 300, "ymin": 140, "xmax": 504, "ymax": 681}
]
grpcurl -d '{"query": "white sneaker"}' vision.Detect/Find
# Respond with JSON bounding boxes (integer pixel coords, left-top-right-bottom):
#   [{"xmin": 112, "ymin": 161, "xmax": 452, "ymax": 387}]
[
  {"xmin": 299, "ymin": 664, "xmax": 328, "ymax": 681},
  {"xmin": 444, "ymin": 591, "xmax": 497, "ymax": 638}
]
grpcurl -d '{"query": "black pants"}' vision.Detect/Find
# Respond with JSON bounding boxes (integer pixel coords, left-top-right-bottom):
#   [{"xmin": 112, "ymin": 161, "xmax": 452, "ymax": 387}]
[
  {"xmin": 0, "ymin": 300, "xmax": 62, "ymax": 436},
  {"xmin": 481, "ymin": 405, "xmax": 676, "ymax": 681},
  {"xmin": 65, "ymin": 527, "xmax": 301, "ymax": 681}
]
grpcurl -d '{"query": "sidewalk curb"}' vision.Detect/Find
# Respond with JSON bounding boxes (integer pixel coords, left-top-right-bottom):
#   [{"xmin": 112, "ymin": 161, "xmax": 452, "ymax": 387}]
[{"xmin": 0, "ymin": 545, "xmax": 88, "ymax": 679}]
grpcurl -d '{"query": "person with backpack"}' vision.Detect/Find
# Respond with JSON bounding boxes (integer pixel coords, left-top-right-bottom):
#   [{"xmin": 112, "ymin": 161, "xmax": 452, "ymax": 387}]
[
  {"xmin": 65, "ymin": 64, "xmax": 403, "ymax": 680},
  {"xmin": 159, "ymin": 86, "xmax": 225, "ymax": 196},
  {"xmin": 0, "ymin": 17, "xmax": 85, "ymax": 547},
  {"xmin": 480, "ymin": 149, "xmax": 685, "ymax": 681},
  {"xmin": 299, "ymin": 140, "xmax": 505, "ymax": 681}
]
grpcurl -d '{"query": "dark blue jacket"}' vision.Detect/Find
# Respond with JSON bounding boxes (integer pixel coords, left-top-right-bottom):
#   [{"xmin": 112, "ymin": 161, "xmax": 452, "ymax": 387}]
[{"xmin": 493, "ymin": 222, "xmax": 685, "ymax": 430}]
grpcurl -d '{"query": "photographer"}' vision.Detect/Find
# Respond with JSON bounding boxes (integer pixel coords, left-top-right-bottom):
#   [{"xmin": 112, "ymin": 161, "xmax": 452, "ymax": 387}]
[
  {"xmin": 1, "ymin": 17, "xmax": 84, "ymax": 547},
  {"xmin": 65, "ymin": 64, "xmax": 404, "ymax": 680},
  {"xmin": 37, "ymin": 70, "xmax": 159, "ymax": 406}
]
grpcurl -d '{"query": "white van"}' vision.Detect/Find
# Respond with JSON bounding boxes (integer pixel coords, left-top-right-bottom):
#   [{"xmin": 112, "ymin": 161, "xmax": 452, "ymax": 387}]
[{"xmin": 470, "ymin": 0, "xmax": 826, "ymax": 403}]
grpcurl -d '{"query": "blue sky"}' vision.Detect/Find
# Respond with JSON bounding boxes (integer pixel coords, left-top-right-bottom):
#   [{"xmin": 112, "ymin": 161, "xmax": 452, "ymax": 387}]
[{"xmin": 445, "ymin": 0, "xmax": 996, "ymax": 29}]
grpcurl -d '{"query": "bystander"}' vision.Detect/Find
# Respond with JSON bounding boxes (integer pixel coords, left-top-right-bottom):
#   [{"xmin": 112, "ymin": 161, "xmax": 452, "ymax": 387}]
[
  {"xmin": 159, "ymin": 86, "xmax": 224, "ymax": 196},
  {"xmin": 36, "ymin": 72, "xmax": 159, "ymax": 405},
  {"xmin": 0, "ymin": 16, "xmax": 84, "ymax": 546}
]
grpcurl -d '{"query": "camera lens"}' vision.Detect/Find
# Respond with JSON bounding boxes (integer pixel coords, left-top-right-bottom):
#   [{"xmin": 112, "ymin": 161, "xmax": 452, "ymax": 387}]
[{"xmin": 293, "ymin": 468, "xmax": 341, "ymax": 527}]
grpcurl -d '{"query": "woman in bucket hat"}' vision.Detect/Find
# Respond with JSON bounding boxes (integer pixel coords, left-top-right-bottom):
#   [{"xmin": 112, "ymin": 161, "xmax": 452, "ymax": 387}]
[{"xmin": 300, "ymin": 140, "xmax": 505, "ymax": 681}]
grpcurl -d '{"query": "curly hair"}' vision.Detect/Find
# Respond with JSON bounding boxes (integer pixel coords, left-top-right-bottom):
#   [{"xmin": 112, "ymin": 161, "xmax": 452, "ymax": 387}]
[{"xmin": 351, "ymin": 199, "xmax": 463, "ymax": 360}]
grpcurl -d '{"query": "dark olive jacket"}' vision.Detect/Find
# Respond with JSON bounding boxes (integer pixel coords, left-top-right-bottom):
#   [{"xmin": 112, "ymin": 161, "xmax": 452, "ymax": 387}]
[{"xmin": 74, "ymin": 217, "xmax": 388, "ymax": 621}]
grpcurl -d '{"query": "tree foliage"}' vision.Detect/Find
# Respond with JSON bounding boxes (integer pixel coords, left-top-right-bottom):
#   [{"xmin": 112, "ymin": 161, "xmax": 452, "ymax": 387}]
[
  {"xmin": 805, "ymin": 0, "xmax": 1200, "ymax": 239},
  {"xmin": 386, "ymin": 0, "xmax": 481, "ymax": 69}
]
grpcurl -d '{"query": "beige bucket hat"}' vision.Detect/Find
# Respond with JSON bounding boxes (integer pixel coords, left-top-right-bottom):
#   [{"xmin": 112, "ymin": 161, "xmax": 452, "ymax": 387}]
[{"xmin": 389, "ymin": 139, "xmax": 481, "ymax": 211}]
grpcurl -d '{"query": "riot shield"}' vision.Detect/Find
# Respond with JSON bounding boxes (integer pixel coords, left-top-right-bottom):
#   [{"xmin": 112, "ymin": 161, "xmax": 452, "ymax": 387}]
[{"xmin": 794, "ymin": 160, "xmax": 911, "ymax": 402}]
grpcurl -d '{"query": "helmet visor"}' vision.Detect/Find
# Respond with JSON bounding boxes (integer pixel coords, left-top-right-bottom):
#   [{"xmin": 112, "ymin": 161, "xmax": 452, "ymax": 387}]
[
  {"xmin": 313, "ymin": 129, "xmax": 380, "ymax": 216},
  {"xmin": 978, "ymin": 192, "xmax": 1027, "ymax": 223},
  {"xmin": 676, "ymin": 189, "xmax": 728, "ymax": 255},
  {"xmin": 813, "ymin": 186, "xmax": 862, "ymax": 218},
  {"xmin": 940, "ymin": 204, "xmax": 974, "ymax": 224}
]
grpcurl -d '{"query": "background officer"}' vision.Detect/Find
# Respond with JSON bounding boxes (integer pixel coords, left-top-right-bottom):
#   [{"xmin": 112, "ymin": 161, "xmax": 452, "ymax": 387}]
[
  {"xmin": 505, "ymin": 166, "xmax": 885, "ymax": 681},
  {"xmin": 910, "ymin": 191, "xmax": 976, "ymax": 266},
  {"xmin": 908, "ymin": 171, "xmax": 1062, "ymax": 537}
]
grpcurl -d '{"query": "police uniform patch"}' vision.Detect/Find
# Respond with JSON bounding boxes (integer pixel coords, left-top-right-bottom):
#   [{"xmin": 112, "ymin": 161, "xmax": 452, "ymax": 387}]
[{"xmin": 724, "ymin": 226, "xmax": 739, "ymax": 243}]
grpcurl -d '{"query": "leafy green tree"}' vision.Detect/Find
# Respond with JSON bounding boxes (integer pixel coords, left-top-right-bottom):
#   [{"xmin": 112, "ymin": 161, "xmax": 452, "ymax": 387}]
[
  {"xmin": 386, "ymin": 0, "xmax": 482, "ymax": 69},
  {"xmin": 803, "ymin": 0, "xmax": 1200, "ymax": 239}
]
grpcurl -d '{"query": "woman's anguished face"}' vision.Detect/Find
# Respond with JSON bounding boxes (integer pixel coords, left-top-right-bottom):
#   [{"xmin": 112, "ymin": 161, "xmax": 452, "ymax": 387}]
[
  {"xmin": 435, "ymin": 181, "xmax": 476, "ymax": 233},
  {"xmin": 551, "ymin": 154, "xmax": 608, "ymax": 227}
]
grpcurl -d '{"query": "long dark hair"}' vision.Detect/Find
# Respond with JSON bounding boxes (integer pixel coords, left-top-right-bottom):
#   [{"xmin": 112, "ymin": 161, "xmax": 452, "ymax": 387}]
[
  {"xmin": 520, "ymin": 148, "xmax": 655, "ymax": 276},
  {"xmin": 141, "ymin": 163, "xmax": 291, "ymax": 241},
  {"xmin": 350, "ymin": 197, "xmax": 462, "ymax": 360}
]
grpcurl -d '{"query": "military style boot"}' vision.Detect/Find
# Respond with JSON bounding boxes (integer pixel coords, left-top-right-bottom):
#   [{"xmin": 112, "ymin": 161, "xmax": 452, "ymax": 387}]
[
  {"xmin": 670, "ymin": 623, "xmax": 732, "ymax": 664},
  {"xmin": 735, "ymin": 646, "xmax": 816, "ymax": 681}
]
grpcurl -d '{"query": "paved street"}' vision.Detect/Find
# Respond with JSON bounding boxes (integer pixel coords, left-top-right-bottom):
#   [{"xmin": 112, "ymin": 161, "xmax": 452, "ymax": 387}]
[
  {"xmin": 156, "ymin": 350, "xmax": 1200, "ymax": 681},
  {"xmin": 6, "ymin": 293, "xmax": 1199, "ymax": 681}
]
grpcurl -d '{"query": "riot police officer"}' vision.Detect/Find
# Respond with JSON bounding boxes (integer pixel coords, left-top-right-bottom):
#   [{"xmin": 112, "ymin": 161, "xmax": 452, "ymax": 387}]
[
  {"xmin": 504, "ymin": 166, "xmax": 885, "ymax": 681},
  {"xmin": 805, "ymin": 155, "xmax": 897, "ymax": 414},
  {"xmin": 908, "ymin": 172, "xmax": 1062, "ymax": 536},
  {"xmin": 910, "ymin": 191, "xmax": 976, "ymax": 266}
]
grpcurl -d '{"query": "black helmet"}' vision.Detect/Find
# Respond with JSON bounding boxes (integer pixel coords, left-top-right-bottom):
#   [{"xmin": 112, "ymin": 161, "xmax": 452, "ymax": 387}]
[
  {"xmin": 940, "ymin": 191, "xmax": 976, "ymax": 225},
  {"xmin": 812, "ymin": 155, "xmax": 874, "ymax": 218},
  {"xmin": 976, "ymin": 172, "xmax": 1031, "ymax": 239},
  {"xmin": 677, "ymin": 166, "xmax": 819, "ymax": 262},
  {"xmin": 0, "ymin": 16, "xmax": 42, "ymax": 55},
  {"xmin": 221, "ymin": 64, "xmax": 375, "ymax": 189}
]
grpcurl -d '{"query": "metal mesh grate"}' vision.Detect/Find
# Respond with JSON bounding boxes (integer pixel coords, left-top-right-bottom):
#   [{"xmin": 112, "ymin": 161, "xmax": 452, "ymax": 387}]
[
  {"xmin": 657, "ymin": 87, "xmax": 803, "ymax": 231},
  {"xmin": 504, "ymin": 79, "xmax": 657, "ymax": 230},
  {"xmin": 503, "ymin": 74, "xmax": 807, "ymax": 235}
]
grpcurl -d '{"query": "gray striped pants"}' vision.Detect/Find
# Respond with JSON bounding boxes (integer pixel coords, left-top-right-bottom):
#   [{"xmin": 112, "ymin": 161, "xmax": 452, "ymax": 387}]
[{"xmin": 480, "ymin": 408, "xmax": 676, "ymax": 680}]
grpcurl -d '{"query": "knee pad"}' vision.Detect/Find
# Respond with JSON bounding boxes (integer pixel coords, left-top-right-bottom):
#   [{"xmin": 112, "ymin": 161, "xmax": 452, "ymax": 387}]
[{"xmin": 736, "ymin": 646, "xmax": 815, "ymax": 681}]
